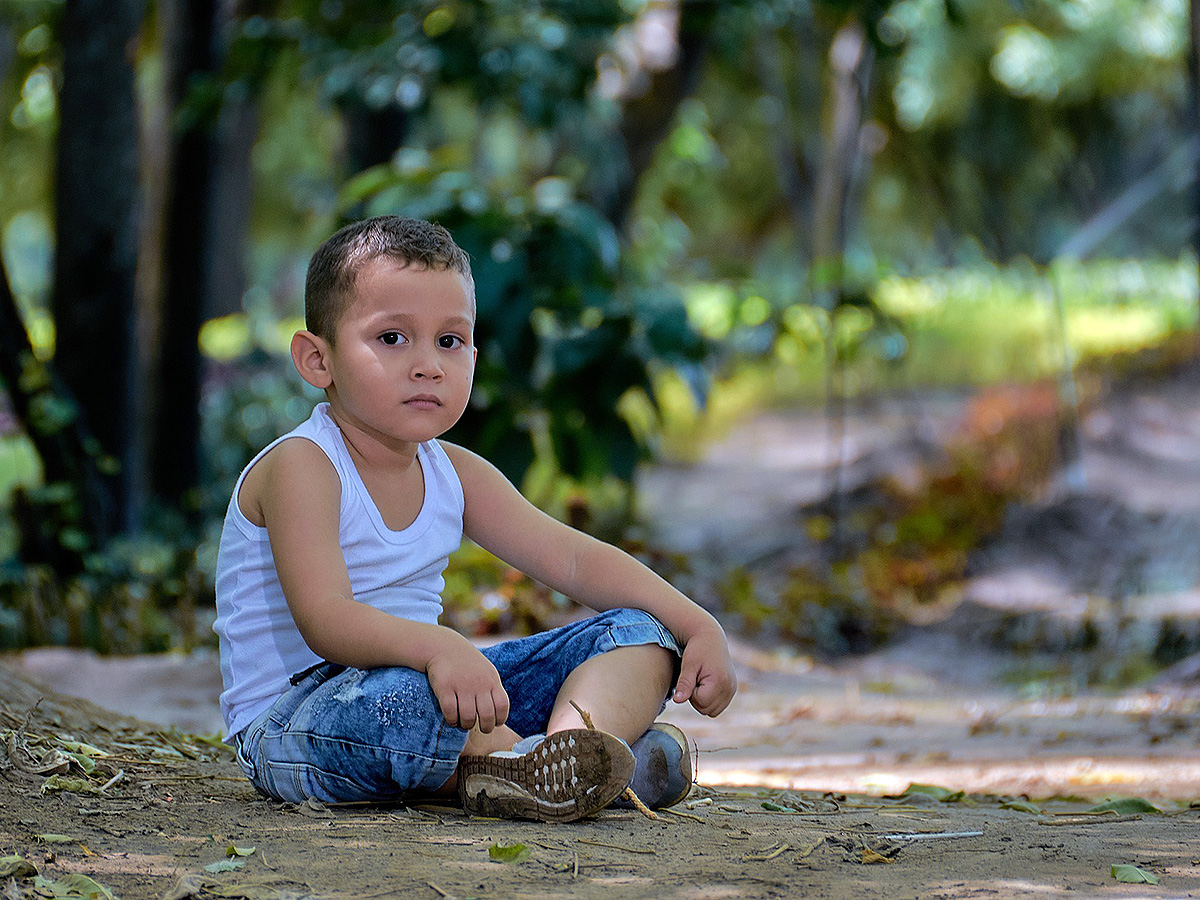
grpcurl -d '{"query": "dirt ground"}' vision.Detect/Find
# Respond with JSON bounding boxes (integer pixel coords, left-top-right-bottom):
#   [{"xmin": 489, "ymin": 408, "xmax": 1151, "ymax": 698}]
[
  {"xmin": 4, "ymin": 642, "xmax": 1200, "ymax": 900},
  {"xmin": 0, "ymin": 663, "xmax": 1193, "ymax": 900},
  {"xmin": 8, "ymin": 363, "xmax": 1200, "ymax": 898}
]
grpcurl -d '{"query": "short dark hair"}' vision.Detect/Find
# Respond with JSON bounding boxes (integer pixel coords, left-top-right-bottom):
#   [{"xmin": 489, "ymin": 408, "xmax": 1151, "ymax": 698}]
[{"xmin": 304, "ymin": 216, "xmax": 474, "ymax": 342}]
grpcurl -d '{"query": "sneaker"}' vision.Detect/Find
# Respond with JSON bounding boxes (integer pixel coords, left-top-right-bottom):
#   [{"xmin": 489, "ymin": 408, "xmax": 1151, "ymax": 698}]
[
  {"xmin": 613, "ymin": 722, "xmax": 693, "ymax": 809},
  {"xmin": 457, "ymin": 728, "xmax": 635, "ymax": 823}
]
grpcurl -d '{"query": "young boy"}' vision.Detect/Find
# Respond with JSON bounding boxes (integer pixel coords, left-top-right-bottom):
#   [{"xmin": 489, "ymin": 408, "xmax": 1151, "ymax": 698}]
[{"xmin": 213, "ymin": 215, "xmax": 736, "ymax": 822}]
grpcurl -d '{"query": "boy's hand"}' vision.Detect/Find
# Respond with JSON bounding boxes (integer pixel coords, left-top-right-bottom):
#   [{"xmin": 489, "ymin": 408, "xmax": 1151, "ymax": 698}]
[
  {"xmin": 424, "ymin": 633, "xmax": 510, "ymax": 733},
  {"xmin": 672, "ymin": 625, "xmax": 737, "ymax": 717}
]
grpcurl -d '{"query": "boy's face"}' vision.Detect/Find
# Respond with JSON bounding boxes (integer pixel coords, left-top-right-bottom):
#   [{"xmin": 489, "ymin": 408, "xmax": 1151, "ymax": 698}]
[{"xmin": 322, "ymin": 257, "xmax": 476, "ymax": 449}]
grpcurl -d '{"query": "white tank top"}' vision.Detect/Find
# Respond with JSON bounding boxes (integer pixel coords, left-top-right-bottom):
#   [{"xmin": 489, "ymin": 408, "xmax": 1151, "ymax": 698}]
[{"xmin": 212, "ymin": 403, "xmax": 465, "ymax": 737}]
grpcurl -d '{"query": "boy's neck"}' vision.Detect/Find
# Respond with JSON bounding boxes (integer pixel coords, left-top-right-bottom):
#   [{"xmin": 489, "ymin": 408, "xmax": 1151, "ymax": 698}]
[{"xmin": 325, "ymin": 403, "xmax": 422, "ymax": 475}]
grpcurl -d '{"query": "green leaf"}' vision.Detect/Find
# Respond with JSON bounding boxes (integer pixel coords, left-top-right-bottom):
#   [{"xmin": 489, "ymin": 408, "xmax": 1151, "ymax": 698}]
[
  {"xmin": 32, "ymin": 873, "xmax": 117, "ymax": 899},
  {"xmin": 204, "ymin": 858, "xmax": 245, "ymax": 873},
  {"xmin": 488, "ymin": 842, "xmax": 531, "ymax": 864},
  {"xmin": 41, "ymin": 774, "xmax": 100, "ymax": 795},
  {"xmin": 36, "ymin": 834, "xmax": 76, "ymax": 844},
  {"xmin": 59, "ymin": 528, "xmax": 91, "ymax": 553},
  {"xmin": 63, "ymin": 753, "xmax": 96, "ymax": 774},
  {"xmin": 338, "ymin": 164, "xmax": 398, "ymax": 207},
  {"xmin": 999, "ymin": 800, "xmax": 1043, "ymax": 815},
  {"xmin": 1111, "ymin": 864, "xmax": 1159, "ymax": 884},
  {"xmin": 225, "ymin": 845, "xmax": 256, "ymax": 858},
  {"xmin": 761, "ymin": 801, "xmax": 790, "ymax": 812},
  {"xmin": 0, "ymin": 854, "xmax": 38, "ymax": 878},
  {"xmin": 897, "ymin": 783, "xmax": 967, "ymax": 803},
  {"xmin": 1088, "ymin": 797, "xmax": 1162, "ymax": 815},
  {"xmin": 58, "ymin": 740, "xmax": 108, "ymax": 758}
]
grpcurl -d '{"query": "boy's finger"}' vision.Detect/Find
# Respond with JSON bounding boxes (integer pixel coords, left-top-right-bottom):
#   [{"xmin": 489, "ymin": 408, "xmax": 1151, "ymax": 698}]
[
  {"xmin": 672, "ymin": 666, "xmax": 697, "ymax": 704},
  {"xmin": 476, "ymin": 695, "xmax": 497, "ymax": 734},
  {"xmin": 688, "ymin": 670, "xmax": 731, "ymax": 717},
  {"xmin": 449, "ymin": 692, "xmax": 473, "ymax": 731},
  {"xmin": 438, "ymin": 694, "xmax": 460, "ymax": 728},
  {"xmin": 493, "ymin": 688, "xmax": 511, "ymax": 727}
]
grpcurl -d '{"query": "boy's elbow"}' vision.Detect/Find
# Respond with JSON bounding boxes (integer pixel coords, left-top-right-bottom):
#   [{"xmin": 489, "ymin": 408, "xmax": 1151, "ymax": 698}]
[
  {"xmin": 287, "ymin": 601, "xmax": 349, "ymax": 663},
  {"xmin": 297, "ymin": 626, "xmax": 340, "ymax": 664}
]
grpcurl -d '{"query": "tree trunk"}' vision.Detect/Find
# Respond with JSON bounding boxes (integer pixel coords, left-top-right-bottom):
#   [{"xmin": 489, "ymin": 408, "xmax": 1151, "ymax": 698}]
[
  {"xmin": 1189, "ymin": 0, "xmax": 1200, "ymax": 301},
  {"xmin": 339, "ymin": 97, "xmax": 410, "ymax": 179},
  {"xmin": 52, "ymin": 0, "xmax": 145, "ymax": 538},
  {"xmin": 147, "ymin": 0, "xmax": 220, "ymax": 515},
  {"xmin": 811, "ymin": 20, "xmax": 871, "ymax": 296},
  {"xmin": 206, "ymin": 94, "xmax": 259, "ymax": 319},
  {"xmin": 754, "ymin": 28, "xmax": 816, "ymax": 237},
  {"xmin": 810, "ymin": 19, "xmax": 873, "ymax": 555},
  {"xmin": 0, "ymin": 21, "xmax": 13, "ymax": 91},
  {"xmin": 595, "ymin": 0, "xmax": 718, "ymax": 234},
  {"xmin": 1, "ymin": 253, "xmax": 113, "ymax": 569}
]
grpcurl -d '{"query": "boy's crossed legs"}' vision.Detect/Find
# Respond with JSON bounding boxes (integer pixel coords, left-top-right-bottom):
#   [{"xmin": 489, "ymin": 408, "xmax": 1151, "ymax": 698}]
[
  {"xmin": 233, "ymin": 609, "xmax": 687, "ymax": 820},
  {"xmin": 457, "ymin": 642, "xmax": 674, "ymax": 757},
  {"xmin": 452, "ymin": 642, "xmax": 675, "ymax": 821}
]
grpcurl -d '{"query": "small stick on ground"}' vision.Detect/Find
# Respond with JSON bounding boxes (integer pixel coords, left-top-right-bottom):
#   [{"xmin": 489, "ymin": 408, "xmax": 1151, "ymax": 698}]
[
  {"xmin": 568, "ymin": 700, "xmax": 658, "ymax": 820},
  {"xmin": 578, "ymin": 838, "xmax": 657, "ymax": 855},
  {"xmin": 878, "ymin": 831, "xmax": 985, "ymax": 841},
  {"xmin": 661, "ymin": 807, "xmax": 705, "ymax": 823}
]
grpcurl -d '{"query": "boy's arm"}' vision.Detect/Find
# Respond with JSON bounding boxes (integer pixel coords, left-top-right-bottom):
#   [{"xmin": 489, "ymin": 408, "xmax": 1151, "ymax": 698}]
[
  {"xmin": 443, "ymin": 442, "xmax": 737, "ymax": 717},
  {"xmin": 253, "ymin": 439, "xmax": 510, "ymax": 732}
]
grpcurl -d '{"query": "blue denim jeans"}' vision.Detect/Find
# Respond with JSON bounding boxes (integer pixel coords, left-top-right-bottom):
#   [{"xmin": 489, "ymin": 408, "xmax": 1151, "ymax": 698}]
[{"xmin": 234, "ymin": 608, "xmax": 681, "ymax": 804}]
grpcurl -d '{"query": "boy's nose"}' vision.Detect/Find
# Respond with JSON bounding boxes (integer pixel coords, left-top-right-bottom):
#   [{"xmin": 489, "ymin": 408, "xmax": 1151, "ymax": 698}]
[{"xmin": 412, "ymin": 354, "xmax": 443, "ymax": 380}]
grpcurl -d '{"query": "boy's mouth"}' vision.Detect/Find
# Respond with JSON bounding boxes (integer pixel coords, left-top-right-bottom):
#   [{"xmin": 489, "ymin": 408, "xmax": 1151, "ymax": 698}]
[{"xmin": 405, "ymin": 394, "xmax": 442, "ymax": 409}]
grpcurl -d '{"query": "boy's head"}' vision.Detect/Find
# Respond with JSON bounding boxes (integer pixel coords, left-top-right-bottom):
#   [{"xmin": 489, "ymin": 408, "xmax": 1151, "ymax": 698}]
[{"xmin": 304, "ymin": 216, "xmax": 474, "ymax": 343}]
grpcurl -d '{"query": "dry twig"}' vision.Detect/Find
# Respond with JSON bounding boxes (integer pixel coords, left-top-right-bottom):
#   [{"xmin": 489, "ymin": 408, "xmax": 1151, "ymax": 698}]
[{"xmin": 568, "ymin": 699, "xmax": 658, "ymax": 820}]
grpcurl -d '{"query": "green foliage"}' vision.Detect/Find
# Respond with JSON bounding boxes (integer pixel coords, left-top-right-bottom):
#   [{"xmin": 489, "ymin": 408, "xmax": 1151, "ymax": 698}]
[
  {"xmin": 660, "ymin": 258, "xmax": 1197, "ymax": 453},
  {"xmin": 630, "ymin": 0, "xmax": 1190, "ymax": 282},
  {"xmin": 201, "ymin": 362, "xmax": 319, "ymax": 518},
  {"xmin": 0, "ymin": 2, "xmax": 61, "ymax": 226},
  {"xmin": 233, "ymin": 1, "xmax": 627, "ymax": 122},
  {"xmin": 0, "ymin": 542, "xmax": 211, "ymax": 654}
]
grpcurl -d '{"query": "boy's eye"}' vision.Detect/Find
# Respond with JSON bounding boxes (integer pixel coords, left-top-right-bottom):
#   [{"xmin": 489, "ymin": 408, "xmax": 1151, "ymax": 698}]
[
  {"xmin": 379, "ymin": 332, "xmax": 405, "ymax": 346},
  {"xmin": 438, "ymin": 334, "xmax": 465, "ymax": 349}
]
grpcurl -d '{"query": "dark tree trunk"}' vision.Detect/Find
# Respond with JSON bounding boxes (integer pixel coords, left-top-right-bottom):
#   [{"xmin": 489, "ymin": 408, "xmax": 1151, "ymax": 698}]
[
  {"xmin": 1189, "ymin": 0, "xmax": 1200, "ymax": 300},
  {"xmin": 206, "ymin": 94, "xmax": 259, "ymax": 319},
  {"xmin": 339, "ymin": 97, "xmax": 410, "ymax": 181},
  {"xmin": 0, "ymin": 21, "xmax": 13, "ymax": 90},
  {"xmin": 1, "ymin": 251, "xmax": 113, "ymax": 569},
  {"xmin": 52, "ymin": 0, "xmax": 145, "ymax": 538},
  {"xmin": 596, "ymin": 0, "xmax": 719, "ymax": 234},
  {"xmin": 148, "ymin": 0, "xmax": 221, "ymax": 514}
]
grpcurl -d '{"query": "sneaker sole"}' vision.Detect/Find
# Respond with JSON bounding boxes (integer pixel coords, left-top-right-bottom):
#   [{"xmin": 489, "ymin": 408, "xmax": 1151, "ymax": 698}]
[{"xmin": 458, "ymin": 729, "xmax": 635, "ymax": 823}]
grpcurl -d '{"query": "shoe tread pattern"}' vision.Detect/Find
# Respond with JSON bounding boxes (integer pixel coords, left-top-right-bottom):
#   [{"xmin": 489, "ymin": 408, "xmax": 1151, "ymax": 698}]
[{"xmin": 458, "ymin": 728, "xmax": 634, "ymax": 823}]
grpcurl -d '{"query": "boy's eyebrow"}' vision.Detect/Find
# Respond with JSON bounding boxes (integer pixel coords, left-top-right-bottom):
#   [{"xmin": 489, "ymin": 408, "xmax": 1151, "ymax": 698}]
[{"xmin": 366, "ymin": 312, "xmax": 474, "ymax": 329}]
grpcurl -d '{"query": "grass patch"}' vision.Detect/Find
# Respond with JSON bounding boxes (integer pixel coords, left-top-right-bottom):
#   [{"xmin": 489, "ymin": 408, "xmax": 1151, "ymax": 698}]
[{"xmin": 657, "ymin": 256, "xmax": 1198, "ymax": 458}]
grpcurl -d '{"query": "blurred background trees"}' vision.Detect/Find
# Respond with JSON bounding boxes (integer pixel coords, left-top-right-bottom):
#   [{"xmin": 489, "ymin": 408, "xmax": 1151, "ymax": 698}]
[{"xmin": 0, "ymin": 0, "xmax": 1196, "ymax": 651}]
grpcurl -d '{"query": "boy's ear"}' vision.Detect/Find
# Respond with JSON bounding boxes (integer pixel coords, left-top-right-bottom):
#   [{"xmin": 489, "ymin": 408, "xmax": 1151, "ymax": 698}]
[{"xmin": 291, "ymin": 330, "xmax": 333, "ymax": 390}]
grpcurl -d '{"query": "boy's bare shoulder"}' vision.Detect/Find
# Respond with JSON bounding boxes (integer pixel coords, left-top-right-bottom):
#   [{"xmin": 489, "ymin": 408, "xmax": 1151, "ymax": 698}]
[
  {"xmin": 436, "ymin": 441, "xmax": 504, "ymax": 484},
  {"xmin": 437, "ymin": 440, "xmax": 480, "ymax": 469},
  {"xmin": 238, "ymin": 437, "xmax": 337, "ymax": 527}
]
